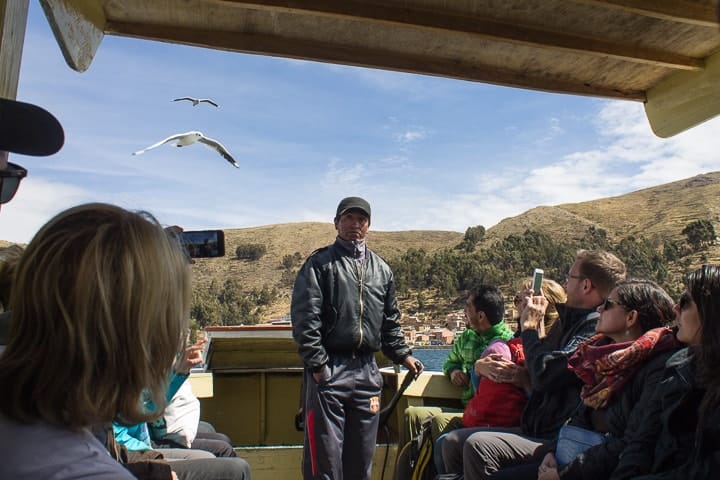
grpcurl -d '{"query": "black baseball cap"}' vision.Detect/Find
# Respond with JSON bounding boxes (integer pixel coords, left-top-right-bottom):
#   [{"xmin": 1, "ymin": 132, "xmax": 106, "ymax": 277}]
[
  {"xmin": 0, "ymin": 97, "xmax": 64, "ymax": 156},
  {"xmin": 336, "ymin": 196, "xmax": 371, "ymax": 218}
]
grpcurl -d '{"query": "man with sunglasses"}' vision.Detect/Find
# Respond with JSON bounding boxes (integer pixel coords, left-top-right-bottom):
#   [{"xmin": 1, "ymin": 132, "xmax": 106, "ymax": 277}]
[
  {"xmin": 0, "ymin": 97, "xmax": 64, "ymax": 348},
  {"xmin": 0, "ymin": 97, "xmax": 64, "ymax": 210}
]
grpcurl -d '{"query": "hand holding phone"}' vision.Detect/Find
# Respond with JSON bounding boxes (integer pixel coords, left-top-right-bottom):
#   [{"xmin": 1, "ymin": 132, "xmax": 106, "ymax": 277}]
[
  {"xmin": 179, "ymin": 229, "xmax": 226, "ymax": 258},
  {"xmin": 532, "ymin": 268, "xmax": 544, "ymax": 295}
]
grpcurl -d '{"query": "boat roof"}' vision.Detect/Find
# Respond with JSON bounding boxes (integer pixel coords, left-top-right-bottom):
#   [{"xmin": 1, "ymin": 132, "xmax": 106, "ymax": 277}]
[{"xmin": 40, "ymin": 0, "xmax": 720, "ymax": 138}]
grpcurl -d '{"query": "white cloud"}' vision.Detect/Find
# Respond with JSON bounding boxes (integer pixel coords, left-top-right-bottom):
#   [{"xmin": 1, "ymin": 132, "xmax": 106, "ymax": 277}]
[
  {"xmin": 0, "ymin": 178, "xmax": 90, "ymax": 243},
  {"xmin": 395, "ymin": 130, "xmax": 427, "ymax": 143},
  {"xmin": 323, "ymin": 158, "xmax": 366, "ymax": 186}
]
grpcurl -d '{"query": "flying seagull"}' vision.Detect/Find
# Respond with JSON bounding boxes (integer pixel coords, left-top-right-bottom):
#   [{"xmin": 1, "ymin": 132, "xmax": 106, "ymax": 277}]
[
  {"xmin": 132, "ymin": 131, "xmax": 239, "ymax": 168},
  {"xmin": 173, "ymin": 97, "xmax": 219, "ymax": 107}
]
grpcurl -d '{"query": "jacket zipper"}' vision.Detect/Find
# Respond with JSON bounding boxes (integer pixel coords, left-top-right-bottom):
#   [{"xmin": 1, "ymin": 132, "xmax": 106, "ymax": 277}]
[{"xmin": 356, "ymin": 259, "xmax": 364, "ymax": 349}]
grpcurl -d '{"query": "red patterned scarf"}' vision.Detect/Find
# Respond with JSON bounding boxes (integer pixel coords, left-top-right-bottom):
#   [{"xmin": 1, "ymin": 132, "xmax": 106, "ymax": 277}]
[{"xmin": 568, "ymin": 327, "xmax": 679, "ymax": 409}]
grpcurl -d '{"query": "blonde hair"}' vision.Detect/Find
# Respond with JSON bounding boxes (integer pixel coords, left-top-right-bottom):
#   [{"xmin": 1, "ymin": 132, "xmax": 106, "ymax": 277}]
[
  {"xmin": 518, "ymin": 277, "xmax": 567, "ymax": 331},
  {"xmin": 0, "ymin": 244, "xmax": 25, "ymax": 310},
  {"xmin": 0, "ymin": 203, "xmax": 190, "ymax": 428}
]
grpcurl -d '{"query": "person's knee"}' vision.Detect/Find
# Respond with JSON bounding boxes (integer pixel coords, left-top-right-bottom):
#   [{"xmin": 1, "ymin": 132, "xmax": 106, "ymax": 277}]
[
  {"xmin": 442, "ymin": 431, "xmax": 461, "ymax": 457},
  {"xmin": 228, "ymin": 458, "xmax": 251, "ymax": 479},
  {"xmin": 205, "ymin": 458, "xmax": 251, "ymax": 479}
]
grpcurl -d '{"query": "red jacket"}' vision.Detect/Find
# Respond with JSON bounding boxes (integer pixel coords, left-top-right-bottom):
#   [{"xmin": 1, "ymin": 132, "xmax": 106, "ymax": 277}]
[{"xmin": 462, "ymin": 337, "xmax": 528, "ymax": 428}]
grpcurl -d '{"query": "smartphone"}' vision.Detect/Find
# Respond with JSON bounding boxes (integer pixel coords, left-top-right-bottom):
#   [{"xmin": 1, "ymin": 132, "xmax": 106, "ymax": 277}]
[
  {"xmin": 179, "ymin": 230, "xmax": 225, "ymax": 258},
  {"xmin": 532, "ymin": 268, "xmax": 544, "ymax": 295}
]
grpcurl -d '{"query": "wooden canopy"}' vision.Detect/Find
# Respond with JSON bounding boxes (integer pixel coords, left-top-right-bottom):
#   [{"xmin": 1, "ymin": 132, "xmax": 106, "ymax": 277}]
[{"xmin": 20, "ymin": 1, "xmax": 720, "ymax": 137}]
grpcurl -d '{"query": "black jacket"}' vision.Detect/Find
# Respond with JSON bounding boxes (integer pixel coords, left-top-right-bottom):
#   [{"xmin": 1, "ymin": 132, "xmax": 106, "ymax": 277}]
[
  {"xmin": 558, "ymin": 346, "xmax": 679, "ymax": 480},
  {"xmin": 520, "ymin": 304, "xmax": 598, "ymax": 439},
  {"xmin": 290, "ymin": 239, "xmax": 410, "ymax": 369},
  {"xmin": 611, "ymin": 348, "xmax": 719, "ymax": 479}
]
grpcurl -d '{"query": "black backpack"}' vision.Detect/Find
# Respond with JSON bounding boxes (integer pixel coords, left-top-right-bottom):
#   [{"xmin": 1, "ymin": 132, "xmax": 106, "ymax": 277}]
[{"xmin": 395, "ymin": 416, "xmax": 436, "ymax": 480}]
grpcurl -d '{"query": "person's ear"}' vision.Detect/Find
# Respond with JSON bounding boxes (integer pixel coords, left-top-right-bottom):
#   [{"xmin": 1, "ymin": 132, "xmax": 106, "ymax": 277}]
[{"xmin": 626, "ymin": 309, "xmax": 639, "ymax": 330}]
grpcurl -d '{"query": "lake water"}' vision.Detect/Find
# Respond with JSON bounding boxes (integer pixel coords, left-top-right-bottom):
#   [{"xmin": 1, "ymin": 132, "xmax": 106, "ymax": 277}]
[{"xmin": 411, "ymin": 348, "xmax": 451, "ymax": 372}]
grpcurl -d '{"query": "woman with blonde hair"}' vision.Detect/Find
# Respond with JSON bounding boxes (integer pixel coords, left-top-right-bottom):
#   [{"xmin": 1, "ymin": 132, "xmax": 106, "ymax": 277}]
[
  {"xmin": 514, "ymin": 278, "xmax": 567, "ymax": 336},
  {"xmin": 0, "ymin": 203, "xmax": 191, "ymax": 479}
]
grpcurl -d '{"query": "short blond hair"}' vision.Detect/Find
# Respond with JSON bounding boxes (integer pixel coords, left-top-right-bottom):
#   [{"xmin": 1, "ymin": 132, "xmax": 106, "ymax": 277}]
[
  {"xmin": 0, "ymin": 203, "xmax": 190, "ymax": 428},
  {"xmin": 576, "ymin": 249, "xmax": 627, "ymax": 297}
]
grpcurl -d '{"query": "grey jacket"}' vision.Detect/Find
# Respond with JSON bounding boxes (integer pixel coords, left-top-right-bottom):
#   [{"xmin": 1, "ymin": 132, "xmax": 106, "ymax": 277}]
[{"xmin": 290, "ymin": 239, "xmax": 410, "ymax": 370}]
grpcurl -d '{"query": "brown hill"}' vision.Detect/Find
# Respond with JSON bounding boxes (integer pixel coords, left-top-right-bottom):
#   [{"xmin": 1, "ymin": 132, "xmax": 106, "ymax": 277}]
[
  {"xmin": 484, "ymin": 172, "xmax": 720, "ymax": 245},
  {"xmin": 191, "ymin": 223, "xmax": 463, "ymax": 318},
  {"xmin": 5, "ymin": 172, "xmax": 719, "ymax": 320}
]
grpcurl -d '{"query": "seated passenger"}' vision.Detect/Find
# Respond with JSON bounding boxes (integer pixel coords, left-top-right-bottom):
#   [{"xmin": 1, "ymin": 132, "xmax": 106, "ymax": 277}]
[
  {"xmin": 149, "ymin": 381, "xmax": 237, "ymax": 458},
  {"xmin": 440, "ymin": 250, "xmax": 626, "ymax": 479},
  {"xmin": 610, "ymin": 265, "xmax": 720, "ymax": 479},
  {"xmin": 0, "ymin": 203, "xmax": 190, "ymax": 479},
  {"xmin": 402, "ymin": 285, "xmax": 514, "ymax": 445},
  {"xmin": 536, "ymin": 279, "xmax": 681, "ymax": 480},
  {"xmin": 116, "ymin": 335, "xmax": 236, "ymax": 458},
  {"xmin": 434, "ymin": 278, "xmax": 567, "ymax": 470}
]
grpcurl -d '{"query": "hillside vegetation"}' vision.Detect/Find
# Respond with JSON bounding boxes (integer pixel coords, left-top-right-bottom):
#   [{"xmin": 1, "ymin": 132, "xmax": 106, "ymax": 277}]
[
  {"xmin": 4, "ymin": 173, "xmax": 719, "ymax": 326},
  {"xmin": 185, "ymin": 172, "xmax": 720, "ymax": 325}
]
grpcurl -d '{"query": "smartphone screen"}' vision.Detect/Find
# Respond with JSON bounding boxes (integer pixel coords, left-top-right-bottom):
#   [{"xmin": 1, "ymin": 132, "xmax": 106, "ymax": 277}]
[{"xmin": 179, "ymin": 230, "xmax": 225, "ymax": 258}]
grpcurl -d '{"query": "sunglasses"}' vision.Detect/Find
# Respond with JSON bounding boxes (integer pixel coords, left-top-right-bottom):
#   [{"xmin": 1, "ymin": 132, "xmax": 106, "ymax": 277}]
[
  {"xmin": 0, "ymin": 162, "xmax": 27, "ymax": 205},
  {"xmin": 565, "ymin": 273, "xmax": 586, "ymax": 283},
  {"xmin": 602, "ymin": 298, "xmax": 625, "ymax": 310}
]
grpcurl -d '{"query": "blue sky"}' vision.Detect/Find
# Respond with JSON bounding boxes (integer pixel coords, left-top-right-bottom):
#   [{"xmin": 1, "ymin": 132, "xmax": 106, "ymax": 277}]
[{"xmin": 2, "ymin": 2, "xmax": 720, "ymax": 243}]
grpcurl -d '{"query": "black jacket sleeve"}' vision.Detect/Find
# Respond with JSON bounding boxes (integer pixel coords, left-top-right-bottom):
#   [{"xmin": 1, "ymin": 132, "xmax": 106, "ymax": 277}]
[
  {"xmin": 379, "ymin": 270, "xmax": 410, "ymax": 364},
  {"xmin": 290, "ymin": 257, "xmax": 328, "ymax": 369},
  {"xmin": 521, "ymin": 315, "xmax": 597, "ymax": 392}
]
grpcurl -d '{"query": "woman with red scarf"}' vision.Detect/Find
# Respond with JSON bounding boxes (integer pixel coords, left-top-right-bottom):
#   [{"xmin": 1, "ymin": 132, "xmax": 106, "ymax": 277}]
[{"xmin": 536, "ymin": 279, "xmax": 681, "ymax": 480}]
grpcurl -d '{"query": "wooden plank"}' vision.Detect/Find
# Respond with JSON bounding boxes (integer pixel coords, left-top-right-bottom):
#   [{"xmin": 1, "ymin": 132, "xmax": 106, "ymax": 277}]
[
  {"xmin": 106, "ymin": 20, "xmax": 646, "ymax": 101},
  {"xmin": 235, "ymin": 444, "xmax": 398, "ymax": 480},
  {"xmin": 225, "ymin": 0, "xmax": 703, "ymax": 70},
  {"xmin": 207, "ymin": 336, "xmax": 393, "ymax": 370},
  {"xmin": 188, "ymin": 371, "xmax": 214, "ymax": 398},
  {"xmin": 39, "ymin": 0, "xmax": 106, "ymax": 72},
  {"xmin": 0, "ymin": 0, "xmax": 29, "ymax": 99},
  {"xmin": 576, "ymin": 0, "xmax": 719, "ymax": 27},
  {"xmin": 645, "ymin": 49, "xmax": 720, "ymax": 138}
]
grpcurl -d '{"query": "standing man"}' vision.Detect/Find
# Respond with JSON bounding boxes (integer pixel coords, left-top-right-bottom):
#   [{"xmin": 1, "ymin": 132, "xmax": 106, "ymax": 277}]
[{"xmin": 291, "ymin": 196, "xmax": 423, "ymax": 480}]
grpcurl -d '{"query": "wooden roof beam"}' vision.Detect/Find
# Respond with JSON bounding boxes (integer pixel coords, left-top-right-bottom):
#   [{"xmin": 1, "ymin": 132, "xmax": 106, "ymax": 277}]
[
  {"xmin": 0, "ymin": 0, "xmax": 29, "ymax": 99},
  {"xmin": 645, "ymin": 49, "xmax": 720, "ymax": 137},
  {"xmin": 106, "ymin": 19, "xmax": 646, "ymax": 101},
  {"xmin": 224, "ymin": 0, "xmax": 704, "ymax": 71},
  {"xmin": 40, "ymin": 0, "xmax": 106, "ymax": 72},
  {"xmin": 575, "ymin": 0, "xmax": 719, "ymax": 28}
]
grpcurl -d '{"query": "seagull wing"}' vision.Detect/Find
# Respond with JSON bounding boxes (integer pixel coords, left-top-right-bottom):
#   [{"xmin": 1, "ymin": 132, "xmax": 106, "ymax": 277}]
[
  {"xmin": 199, "ymin": 99, "xmax": 219, "ymax": 107},
  {"xmin": 198, "ymin": 135, "xmax": 239, "ymax": 168},
  {"xmin": 173, "ymin": 97, "xmax": 196, "ymax": 102},
  {"xmin": 132, "ymin": 133, "xmax": 187, "ymax": 155}
]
